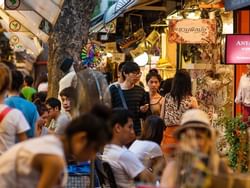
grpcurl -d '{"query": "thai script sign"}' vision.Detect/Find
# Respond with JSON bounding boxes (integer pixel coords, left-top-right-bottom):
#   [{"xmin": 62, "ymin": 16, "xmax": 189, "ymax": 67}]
[
  {"xmin": 225, "ymin": 0, "xmax": 250, "ymax": 11},
  {"xmin": 226, "ymin": 34, "xmax": 250, "ymax": 64},
  {"xmin": 168, "ymin": 19, "xmax": 216, "ymax": 44}
]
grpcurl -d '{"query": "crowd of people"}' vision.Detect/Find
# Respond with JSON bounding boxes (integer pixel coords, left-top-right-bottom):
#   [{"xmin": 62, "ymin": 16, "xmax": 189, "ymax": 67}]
[{"xmin": 0, "ymin": 59, "xmax": 232, "ymax": 188}]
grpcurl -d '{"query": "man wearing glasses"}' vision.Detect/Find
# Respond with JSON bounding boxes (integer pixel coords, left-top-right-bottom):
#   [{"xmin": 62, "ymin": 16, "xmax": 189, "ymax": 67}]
[{"xmin": 109, "ymin": 61, "xmax": 149, "ymax": 137}]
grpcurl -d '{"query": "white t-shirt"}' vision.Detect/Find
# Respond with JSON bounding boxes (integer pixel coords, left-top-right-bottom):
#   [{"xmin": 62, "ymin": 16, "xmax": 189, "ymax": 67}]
[
  {"xmin": 235, "ymin": 74, "xmax": 250, "ymax": 106},
  {"xmin": 54, "ymin": 112, "xmax": 71, "ymax": 135},
  {"xmin": 37, "ymin": 82, "xmax": 48, "ymax": 92},
  {"xmin": 129, "ymin": 140, "xmax": 163, "ymax": 168},
  {"xmin": 58, "ymin": 70, "xmax": 76, "ymax": 94},
  {"xmin": 0, "ymin": 104, "xmax": 30, "ymax": 154},
  {"xmin": 0, "ymin": 135, "xmax": 67, "ymax": 188},
  {"xmin": 102, "ymin": 144, "xmax": 145, "ymax": 188}
]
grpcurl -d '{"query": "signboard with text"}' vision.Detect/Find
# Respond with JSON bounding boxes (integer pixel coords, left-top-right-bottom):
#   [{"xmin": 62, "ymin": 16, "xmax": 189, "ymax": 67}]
[
  {"xmin": 225, "ymin": 34, "xmax": 250, "ymax": 64},
  {"xmin": 168, "ymin": 19, "xmax": 217, "ymax": 44},
  {"xmin": 225, "ymin": 0, "xmax": 250, "ymax": 11}
]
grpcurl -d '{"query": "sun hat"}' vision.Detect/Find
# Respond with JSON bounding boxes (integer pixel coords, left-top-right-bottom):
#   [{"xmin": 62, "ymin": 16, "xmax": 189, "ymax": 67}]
[{"xmin": 174, "ymin": 109, "xmax": 212, "ymax": 139}]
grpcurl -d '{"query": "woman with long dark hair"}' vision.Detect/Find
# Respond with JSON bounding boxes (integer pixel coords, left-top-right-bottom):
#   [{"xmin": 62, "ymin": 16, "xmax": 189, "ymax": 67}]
[{"xmin": 160, "ymin": 69, "xmax": 198, "ymax": 156}]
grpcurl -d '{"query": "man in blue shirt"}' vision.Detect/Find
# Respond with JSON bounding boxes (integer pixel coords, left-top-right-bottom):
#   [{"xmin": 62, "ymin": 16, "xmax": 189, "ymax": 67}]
[{"xmin": 5, "ymin": 70, "xmax": 39, "ymax": 138}]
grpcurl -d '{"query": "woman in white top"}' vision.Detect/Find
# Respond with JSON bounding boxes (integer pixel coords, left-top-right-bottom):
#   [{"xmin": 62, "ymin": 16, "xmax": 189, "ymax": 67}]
[
  {"xmin": 0, "ymin": 105, "xmax": 112, "ymax": 188},
  {"xmin": 129, "ymin": 115, "xmax": 165, "ymax": 170},
  {"xmin": 0, "ymin": 63, "xmax": 29, "ymax": 154}
]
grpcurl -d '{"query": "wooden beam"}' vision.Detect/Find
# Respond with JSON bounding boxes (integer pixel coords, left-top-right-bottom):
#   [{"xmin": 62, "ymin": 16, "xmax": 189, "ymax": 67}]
[{"xmin": 133, "ymin": 6, "xmax": 167, "ymax": 12}]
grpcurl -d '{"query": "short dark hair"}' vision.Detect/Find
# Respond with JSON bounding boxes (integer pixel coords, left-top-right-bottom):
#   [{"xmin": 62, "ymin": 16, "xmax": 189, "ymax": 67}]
[
  {"xmin": 121, "ymin": 61, "xmax": 140, "ymax": 80},
  {"xmin": 65, "ymin": 113, "xmax": 112, "ymax": 148},
  {"xmin": 46, "ymin": 97, "xmax": 61, "ymax": 111},
  {"xmin": 59, "ymin": 86, "xmax": 76, "ymax": 100},
  {"xmin": 110, "ymin": 108, "xmax": 133, "ymax": 128},
  {"xmin": 11, "ymin": 70, "xmax": 24, "ymax": 92},
  {"xmin": 140, "ymin": 115, "xmax": 165, "ymax": 145},
  {"xmin": 118, "ymin": 62, "xmax": 126, "ymax": 72},
  {"xmin": 60, "ymin": 58, "xmax": 74, "ymax": 73},
  {"xmin": 24, "ymin": 75, "xmax": 34, "ymax": 86}
]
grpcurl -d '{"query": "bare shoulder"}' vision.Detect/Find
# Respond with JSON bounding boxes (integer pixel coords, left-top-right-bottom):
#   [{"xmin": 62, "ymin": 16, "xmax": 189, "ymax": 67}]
[{"xmin": 32, "ymin": 154, "xmax": 65, "ymax": 170}]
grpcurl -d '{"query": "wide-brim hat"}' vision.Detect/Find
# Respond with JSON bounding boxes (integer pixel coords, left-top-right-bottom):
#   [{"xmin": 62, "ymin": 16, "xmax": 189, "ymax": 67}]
[{"xmin": 174, "ymin": 109, "xmax": 212, "ymax": 139}]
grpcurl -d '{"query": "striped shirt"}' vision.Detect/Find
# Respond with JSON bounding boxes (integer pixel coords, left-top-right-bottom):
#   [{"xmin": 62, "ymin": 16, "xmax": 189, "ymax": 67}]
[{"xmin": 109, "ymin": 85, "xmax": 146, "ymax": 135}]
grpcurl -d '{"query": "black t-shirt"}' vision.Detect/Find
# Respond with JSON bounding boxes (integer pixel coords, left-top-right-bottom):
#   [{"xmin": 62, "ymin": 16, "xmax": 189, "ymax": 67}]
[{"xmin": 109, "ymin": 84, "xmax": 146, "ymax": 135}]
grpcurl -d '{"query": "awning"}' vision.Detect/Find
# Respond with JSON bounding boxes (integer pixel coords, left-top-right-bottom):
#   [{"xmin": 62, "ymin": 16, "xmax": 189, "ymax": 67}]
[
  {"xmin": 0, "ymin": 18, "xmax": 43, "ymax": 59},
  {"xmin": 0, "ymin": 0, "xmax": 64, "ymax": 42},
  {"xmin": 104, "ymin": 0, "xmax": 160, "ymax": 24},
  {"xmin": 0, "ymin": 0, "xmax": 64, "ymax": 59},
  {"xmin": 90, "ymin": 0, "xmax": 161, "ymax": 33}
]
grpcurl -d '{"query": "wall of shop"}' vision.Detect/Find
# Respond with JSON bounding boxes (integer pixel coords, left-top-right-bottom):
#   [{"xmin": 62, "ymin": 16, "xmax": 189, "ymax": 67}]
[{"xmin": 235, "ymin": 10, "xmax": 250, "ymax": 115}]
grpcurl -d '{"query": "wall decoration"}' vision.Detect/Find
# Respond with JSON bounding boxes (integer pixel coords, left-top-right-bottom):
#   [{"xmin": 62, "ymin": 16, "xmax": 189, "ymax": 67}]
[{"xmin": 168, "ymin": 19, "xmax": 217, "ymax": 44}]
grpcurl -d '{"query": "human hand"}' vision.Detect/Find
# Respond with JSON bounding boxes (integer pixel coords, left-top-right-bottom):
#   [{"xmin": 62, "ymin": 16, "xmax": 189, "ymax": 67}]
[{"xmin": 140, "ymin": 104, "xmax": 149, "ymax": 113}]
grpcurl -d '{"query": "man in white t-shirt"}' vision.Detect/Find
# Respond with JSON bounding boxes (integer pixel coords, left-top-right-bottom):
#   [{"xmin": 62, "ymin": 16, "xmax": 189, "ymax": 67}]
[{"xmin": 101, "ymin": 108, "xmax": 154, "ymax": 188}]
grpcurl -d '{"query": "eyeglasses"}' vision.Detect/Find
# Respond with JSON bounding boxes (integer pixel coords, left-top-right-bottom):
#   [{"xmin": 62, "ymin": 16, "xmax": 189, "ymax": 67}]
[{"xmin": 131, "ymin": 71, "xmax": 142, "ymax": 76}]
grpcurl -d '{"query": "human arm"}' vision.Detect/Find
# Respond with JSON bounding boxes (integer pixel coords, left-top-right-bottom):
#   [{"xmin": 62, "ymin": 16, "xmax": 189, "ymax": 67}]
[
  {"xmin": 32, "ymin": 154, "xmax": 65, "ymax": 188},
  {"xmin": 160, "ymin": 160, "xmax": 177, "ymax": 188},
  {"xmin": 235, "ymin": 75, "xmax": 243, "ymax": 104},
  {"xmin": 15, "ymin": 110, "xmax": 30, "ymax": 141},
  {"xmin": 120, "ymin": 150, "xmax": 155, "ymax": 183},
  {"xmin": 17, "ymin": 132, "xmax": 28, "ymax": 141},
  {"xmin": 160, "ymin": 97, "xmax": 166, "ymax": 119}
]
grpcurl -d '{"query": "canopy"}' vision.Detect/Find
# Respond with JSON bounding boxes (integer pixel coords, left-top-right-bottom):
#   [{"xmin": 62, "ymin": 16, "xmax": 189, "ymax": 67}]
[
  {"xmin": 0, "ymin": 0, "xmax": 64, "ymax": 58},
  {"xmin": 90, "ymin": 0, "xmax": 161, "ymax": 33}
]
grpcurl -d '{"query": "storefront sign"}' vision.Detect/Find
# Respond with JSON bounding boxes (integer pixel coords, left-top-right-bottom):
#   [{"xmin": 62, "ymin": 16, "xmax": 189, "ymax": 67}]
[
  {"xmin": 168, "ymin": 19, "xmax": 216, "ymax": 44},
  {"xmin": 226, "ymin": 34, "xmax": 250, "ymax": 64},
  {"xmin": 225, "ymin": 0, "xmax": 250, "ymax": 11},
  {"xmin": 4, "ymin": 0, "xmax": 32, "ymax": 10},
  {"xmin": 112, "ymin": 53, "xmax": 125, "ymax": 63}
]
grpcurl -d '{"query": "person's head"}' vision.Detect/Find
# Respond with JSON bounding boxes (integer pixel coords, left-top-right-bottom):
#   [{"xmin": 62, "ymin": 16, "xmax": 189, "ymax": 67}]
[
  {"xmin": 45, "ymin": 97, "xmax": 61, "ymax": 119},
  {"xmin": 175, "ymin": 109, "xmax": 212, "ymax": 154},
  {"xmin": 24, "ymin": 75, "xmax": 34, "ymax": 87},
  {"xmin": 116, "ymin": 62, "xmax": 126, "ymax": 82},
  {"xmin": 35, "ymin": 102, "xmax": 49, "ymax": 125},
  {"xmin": 32, "ymin": 91, "xmax": 47, "ymax": 103},
  {"xmin": 10, "ymin": 70, "xmax": 24, "ymax": 92},
  {"xmin": 141, "ymin": 115, "xmax": 165, "ymax": 145},
  {"xmin": 64, "ymin": 112, "xmax": 112, "ymax": 161},
  {"xmin": 159, "ymin": 78, "xmax": 173, "ymax": 96},
  {"xmin": 59, "ymin": 86, "xmax": 76, "ymax": 113},
  {"xmin": 170, "ymin": 69, "xmax": 192, "ymax": 108},
  {"xmin": 110, "ymin": 108, "xmax": 135, "ymax": 146},
  {"xmin": 60, "ymin": 58, "xmax": 74, "ymax": 74},
  {"xmin": 0, "ymin": 63, "xmax": 12, "ymax": 96},
  {"xmin": 146, "ymin": 69, "xmax": 162, "ymax": 93},
  {"xmin": 121, "ymin": 61, "xmax": 141, "ymax": 84}
]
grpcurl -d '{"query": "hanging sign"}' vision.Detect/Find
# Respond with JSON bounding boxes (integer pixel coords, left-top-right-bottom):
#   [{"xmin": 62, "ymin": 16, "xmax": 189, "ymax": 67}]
[
  {"xmin": 112, "ymin": 53, "xmax": 125, "ymax": 63},
  {"xmin": 4, "ymin": 0, "xmax": 32, "ymax": 10},
  {"xmin": 225, "ymin": 34, "xmax": 250, "ymax": 64},
  {"xmin": 168, "ymin": 19, "xmax": 216, "ymax": 44},
  {"xmin": 225, "ymin": 0, "xmax": 250, "ymax": 11}
]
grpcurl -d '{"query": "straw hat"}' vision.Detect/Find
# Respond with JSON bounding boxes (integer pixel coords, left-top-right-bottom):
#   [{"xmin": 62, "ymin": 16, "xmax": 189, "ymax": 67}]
[{"xmin": 174, "ymin": 109, "xmax": 212, "ymax": 139}]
